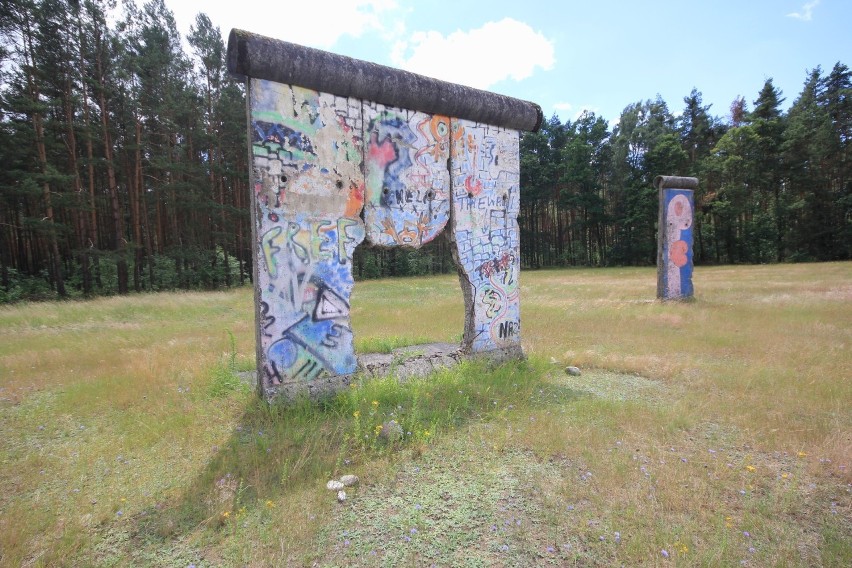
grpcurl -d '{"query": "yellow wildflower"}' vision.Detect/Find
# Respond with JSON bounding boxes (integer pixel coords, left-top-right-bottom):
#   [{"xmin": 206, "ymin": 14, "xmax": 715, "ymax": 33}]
[
  {"xmin": 372, "ymin": 400, "xmax": 379, "ymax": 407},
  {"xmin": 745, "ymin": 465, "xmax": 756, "ymax": 472},
  {"xmin": 353, "ymin": 410, "xmax": 360, "ymax": 418},
  {"xmin": 797, "ymin": 451, "xmax": 807, "ymax": 458},
  {"xmin": 781, "ymin": 473, "xmax": 789, "ymax": 479}
]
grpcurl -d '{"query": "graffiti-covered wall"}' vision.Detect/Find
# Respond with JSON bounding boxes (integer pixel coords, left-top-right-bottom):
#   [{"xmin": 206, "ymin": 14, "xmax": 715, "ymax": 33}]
[
  {"xmin": 656, "ymin": 176, "xmax": 697, "ymax": 300},
  {"xmin": 251, "ymin": 81, "xmax": 365, "ymax": 393},
  {"xmin": 450, "ymin": 119, "xmax": 522, "ymax": 356},
  {"xmin": 231, "ymin": 29, "xmax": 542, "ymax": 398}
]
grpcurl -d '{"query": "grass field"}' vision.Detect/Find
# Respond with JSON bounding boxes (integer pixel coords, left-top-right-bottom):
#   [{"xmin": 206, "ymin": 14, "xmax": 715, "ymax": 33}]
[{"xmin": 0, "ymin": 263, "xmax": 849, "ymax": 566}]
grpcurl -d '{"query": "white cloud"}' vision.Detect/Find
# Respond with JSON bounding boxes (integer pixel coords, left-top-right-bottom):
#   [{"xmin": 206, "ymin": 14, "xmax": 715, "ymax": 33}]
[
  {"xmin": 166, "ymin": 0, "xmax": 399, "ymax": 50},
  {"xmin": 786, "ymin": 0, "xmax": 820, "ymax": 21},
  {"xmin": 263, "ymin": 0, "xmax": 399, "ymax": 48},
  {"xmin": 391, "ymin": 18, "xmax": 555, "ymax": 90},
  {"xmin": 554, "ymin": 102, "xmax": 574, "ymax": 112}
]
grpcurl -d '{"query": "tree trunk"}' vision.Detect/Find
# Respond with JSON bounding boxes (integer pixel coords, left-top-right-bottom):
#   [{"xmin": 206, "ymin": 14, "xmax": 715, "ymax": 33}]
[
  {"xmin": 22, "ymin": 19, "xmax": 65, "ymax": 297},
  {"xmin": 94, "ymin": 26, "xmax": 127, "ymax": 293}
]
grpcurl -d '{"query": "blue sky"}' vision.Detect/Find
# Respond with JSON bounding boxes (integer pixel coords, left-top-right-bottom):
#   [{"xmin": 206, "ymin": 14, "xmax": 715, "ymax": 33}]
[{"xmin": 165, "ymin": 0, "xmax": 851, "ymax": 126}]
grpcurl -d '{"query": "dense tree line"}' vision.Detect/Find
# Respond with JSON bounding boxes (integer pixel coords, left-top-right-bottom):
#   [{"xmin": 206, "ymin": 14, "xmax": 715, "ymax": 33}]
[
  {"xmin": 519, "ymin": 74, "xmax": 851, "ymax": 268},
  {"xmin": 1, "ymin": 0, "xmax": 250, "ymax": 302},
  {"xmin": 1, "ymin": 0, "xmax": 849, "ymax": 302}
]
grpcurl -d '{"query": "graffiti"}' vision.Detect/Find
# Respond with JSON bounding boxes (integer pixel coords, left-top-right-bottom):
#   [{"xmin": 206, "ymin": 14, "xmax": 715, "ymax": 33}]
[
  {"xmin": 251, "ymin": 80, "xmax": 365, "ymax": 389},
  {"xmin": 661, "ymin": 189, "xmax": 694, "ymax": 299},
  {"xmin": 260, "ymin": 216, "xmax": 363, "ymax": 276},
  {"xmin": 364, "ymin": 104, "xmax": 450, "ymax": 248},
  {"xmin": 247, "ymin": 78, "xmax": 527, "ymax": 397},
  {"xmin": 498, "ymin": 320, "xmax": 519, "ymax": 339},
  {"xmin": 450, "ymin": 118, "xmax": 522, "ymax": 352},
  {"xmin": 253, "ymin": 120, "xmax": 316, "ymax": 159},
  {"xmin": 476, "ymin": 251, "xmax": 515, "ymax": 280}
]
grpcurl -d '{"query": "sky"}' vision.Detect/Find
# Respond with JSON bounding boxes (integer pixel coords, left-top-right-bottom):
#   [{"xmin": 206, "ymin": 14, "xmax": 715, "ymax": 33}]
[{"xmin": 163, "ymin": 0, "xmax": 851, "ymax": 127}]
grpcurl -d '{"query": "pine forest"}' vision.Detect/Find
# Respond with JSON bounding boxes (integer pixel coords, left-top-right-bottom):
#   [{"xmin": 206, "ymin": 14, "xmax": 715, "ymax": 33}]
[{"xmin": 1, "ymin": 0, "xmax": 850, "ymax": 302}]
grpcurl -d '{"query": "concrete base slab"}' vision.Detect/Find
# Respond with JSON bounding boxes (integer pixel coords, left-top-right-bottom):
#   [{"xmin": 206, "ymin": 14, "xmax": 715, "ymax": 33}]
[{"xmin": 240, "ymin": 342, "xmax": 524, "ymax": 402}]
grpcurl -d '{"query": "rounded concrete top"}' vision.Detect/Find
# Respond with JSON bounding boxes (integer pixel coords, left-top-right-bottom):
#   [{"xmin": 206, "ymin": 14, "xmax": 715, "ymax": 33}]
[
  {"xmin": 654, "ymin": 176, "xmax": 699, "ymax": 190},
  {"xmin": 228, "ymin": 28, "xmax": 543, "ymax": 133}
]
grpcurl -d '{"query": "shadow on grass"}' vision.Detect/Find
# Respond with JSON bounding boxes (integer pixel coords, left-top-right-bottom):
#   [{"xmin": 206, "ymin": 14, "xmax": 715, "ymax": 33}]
[{"xmin": 125, "ymin": 356, "xmax": 583, "ymax": 551}]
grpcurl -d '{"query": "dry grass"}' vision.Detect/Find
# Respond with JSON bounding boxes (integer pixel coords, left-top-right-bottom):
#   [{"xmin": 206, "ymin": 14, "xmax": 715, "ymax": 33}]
[{"xmin": 0, "ymin": 263, "xmax": 849, "ymax": 566}]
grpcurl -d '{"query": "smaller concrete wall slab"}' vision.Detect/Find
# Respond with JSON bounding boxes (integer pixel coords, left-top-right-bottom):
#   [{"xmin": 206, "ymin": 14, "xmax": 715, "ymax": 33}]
[{"xmin": 656, "ymin": 176, "xmax": 697, "ymax": 300}]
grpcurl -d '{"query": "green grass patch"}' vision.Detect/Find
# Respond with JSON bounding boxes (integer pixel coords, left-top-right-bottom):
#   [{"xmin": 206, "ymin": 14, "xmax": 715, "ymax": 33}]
[{"xmin": 1, "ymin": 263, "xmax": 849, "ymax": 566}]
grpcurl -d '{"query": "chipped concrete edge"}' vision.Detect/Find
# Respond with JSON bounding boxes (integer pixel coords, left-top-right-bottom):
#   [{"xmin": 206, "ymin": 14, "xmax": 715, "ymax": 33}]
[{"xmin": 239, "ymin": 342, "xmax": 525, "ymax": 402}]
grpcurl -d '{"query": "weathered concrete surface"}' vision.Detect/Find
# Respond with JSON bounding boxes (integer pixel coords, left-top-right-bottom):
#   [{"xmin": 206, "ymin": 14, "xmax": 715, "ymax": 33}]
[
  {"xmin": 358, "ymin": 343, "xmax": 463, "ymax": 380},
  {"xmin": 243, "ymin": 343, "xmax": 464, "ymax": 400},
  {"xmin": 230, "ymin": 29, "xmax": 539, "ymax": 401},
  {"xmin": 655, "ymin": 176, "xmax": 697, "ymax": 300},
  {"xmin": 449, "ymin": 119, "xmax": 522, "ymax": 356},
  {"xmin": 363, "ymin": 104, "xmax": 450, "ymax": 247},
  {"xmin": 242, "ymin": 342, "xmax": 529, "ymax": 400},
  {"xmin": 228, "ymin": 29, "xmax": 543, "ymax": 133},
  {"xmin": 250, "ymin": 80, "xmax": 365, "ymax": 395}
]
